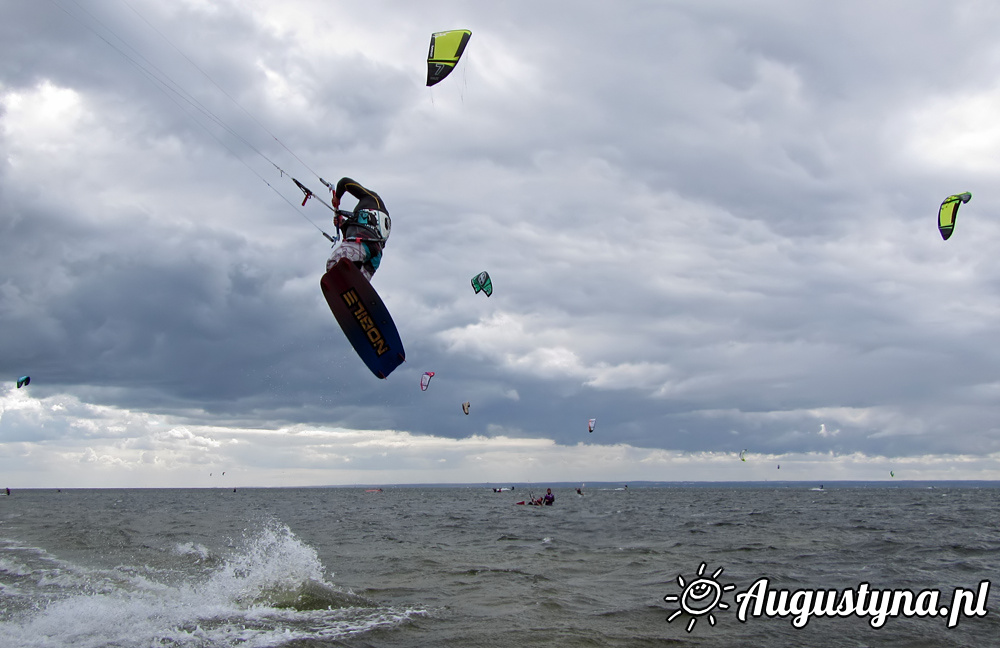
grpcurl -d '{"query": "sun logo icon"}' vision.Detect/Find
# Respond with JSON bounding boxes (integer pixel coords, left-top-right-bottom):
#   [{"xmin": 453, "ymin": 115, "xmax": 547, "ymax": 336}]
[{"xmin": 663, "ymin": 562, "xmax": 737, "ymax": 632}]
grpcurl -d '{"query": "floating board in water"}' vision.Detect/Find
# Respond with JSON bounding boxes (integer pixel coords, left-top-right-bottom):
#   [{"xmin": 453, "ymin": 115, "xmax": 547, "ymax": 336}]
[{"xmin": 320, "ymin": 259, "xmax": 405, "ymax": 379}]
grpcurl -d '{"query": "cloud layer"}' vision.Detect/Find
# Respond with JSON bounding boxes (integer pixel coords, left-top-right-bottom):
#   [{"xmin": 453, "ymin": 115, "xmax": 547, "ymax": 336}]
[{"xmin": 3, "ymin": 0, "xmax": 1000, "ymax": 485}]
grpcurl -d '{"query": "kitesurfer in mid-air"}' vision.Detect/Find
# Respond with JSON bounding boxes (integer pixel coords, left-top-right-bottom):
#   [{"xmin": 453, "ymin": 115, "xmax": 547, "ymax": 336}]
[{"xmin": 328, "ymin": 177, "xmax": 391, "ymax": 281}]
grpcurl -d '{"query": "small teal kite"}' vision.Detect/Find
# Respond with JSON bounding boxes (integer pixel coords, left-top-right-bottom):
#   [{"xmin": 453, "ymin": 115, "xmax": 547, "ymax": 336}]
[{"xmin": 471, "ymin": 271, "xmax": 493, "ymax": 297}]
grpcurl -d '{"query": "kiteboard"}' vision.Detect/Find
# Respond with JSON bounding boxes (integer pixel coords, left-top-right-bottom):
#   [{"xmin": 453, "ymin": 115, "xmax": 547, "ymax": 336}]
[{"xmin": 320, "ymin": 258, "xmax": 405, "ymax": 379}]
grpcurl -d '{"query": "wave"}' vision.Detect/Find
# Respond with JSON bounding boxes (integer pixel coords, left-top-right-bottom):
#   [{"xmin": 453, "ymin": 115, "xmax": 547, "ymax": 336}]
[{"xmin": 0, "ymin": 520, "xmax": 423, "ymax": 647}]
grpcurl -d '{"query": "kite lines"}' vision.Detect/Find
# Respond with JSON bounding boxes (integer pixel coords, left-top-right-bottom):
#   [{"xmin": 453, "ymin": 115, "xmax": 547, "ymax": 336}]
[{"xmin": 45, "ymin": 0, "xmax": 339, "ymax": 242}]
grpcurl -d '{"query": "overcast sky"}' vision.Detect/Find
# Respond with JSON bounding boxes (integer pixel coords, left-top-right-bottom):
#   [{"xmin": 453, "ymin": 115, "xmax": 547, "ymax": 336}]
[{"xmin": 3, "ymin": 0, "xmax": 1000, "ymax": 487}]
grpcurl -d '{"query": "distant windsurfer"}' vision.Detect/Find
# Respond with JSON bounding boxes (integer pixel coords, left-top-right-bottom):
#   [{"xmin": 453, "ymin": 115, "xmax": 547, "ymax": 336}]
[{"xmin": 329, "ymin": 177, "xmax": 391, "ymax": 281}]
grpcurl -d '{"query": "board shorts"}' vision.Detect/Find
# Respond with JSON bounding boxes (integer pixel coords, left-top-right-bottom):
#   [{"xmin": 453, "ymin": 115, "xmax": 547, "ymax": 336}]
[{"xmin": 326, "ymin": 240, "xmax": 381, "ymax": 281}]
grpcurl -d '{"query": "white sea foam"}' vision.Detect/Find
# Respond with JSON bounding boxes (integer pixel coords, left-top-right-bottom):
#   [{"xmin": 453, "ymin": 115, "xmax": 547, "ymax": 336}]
[
  {"xmin": 0, "ymin": 556, "xmax": 33, "ymax": 578},
  {"xmin": 171, "ymin": 542, "xmax": 211, "ymax": 561},
  {"xmin": 0, "ymin": 521, "xmax": 421, "ymax": 648}
]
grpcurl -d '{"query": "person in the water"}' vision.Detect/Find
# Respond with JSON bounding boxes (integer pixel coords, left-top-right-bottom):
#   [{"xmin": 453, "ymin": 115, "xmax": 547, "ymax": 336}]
[{"xmin": 543, "ymin": 488, "xmax": 554, "ymax": 506}]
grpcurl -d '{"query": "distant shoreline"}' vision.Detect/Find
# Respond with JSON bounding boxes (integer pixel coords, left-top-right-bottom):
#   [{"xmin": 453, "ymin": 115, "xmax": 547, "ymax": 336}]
[{"xmin": 7, "ymin": 480, "xmax": 1000, "ymax": 491}]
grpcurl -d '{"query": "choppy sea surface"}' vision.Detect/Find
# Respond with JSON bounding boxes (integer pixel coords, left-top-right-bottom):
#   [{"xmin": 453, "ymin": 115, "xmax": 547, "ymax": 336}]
[{"xmin": 1, "ymin": 483, "xmax": 998, "ymax": 648}]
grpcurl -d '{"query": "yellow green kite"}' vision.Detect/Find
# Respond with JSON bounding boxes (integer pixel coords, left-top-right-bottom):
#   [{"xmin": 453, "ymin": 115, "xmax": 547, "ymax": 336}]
[
  {"xmin": 427, "ymin": 30, "xmax": 472, "ymax": 87},
  {"xmin": 938, "ymin": 192, "xmax": 972, "ymax": 240}
]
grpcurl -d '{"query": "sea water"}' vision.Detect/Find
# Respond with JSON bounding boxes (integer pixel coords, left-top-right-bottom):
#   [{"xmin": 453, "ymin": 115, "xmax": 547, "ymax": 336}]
[{"xmin": 1, "ymin": 484, "xmax": 998, "ymax": 647}]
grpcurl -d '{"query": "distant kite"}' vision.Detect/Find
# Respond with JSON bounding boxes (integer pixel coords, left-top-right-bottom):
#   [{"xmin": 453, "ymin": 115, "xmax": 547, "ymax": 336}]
[
  {"xmin": 16, "ymin": 376, "xmax": 29, "ymax": 388},
  {"xmin": 420, "ymin": 371, "xmax": 435, "ymax": 391},
  {"xmin": 587, "ymin": 418, "xmax": 597, "ymax": 433},
  {"xmin": 427, "ymin": 30, "xmax": 472, "ymax": 87},
  {"xmin": 471, "ymin": 271, "xmax": 492, "ymax": 297},
  {"xmin": 462, "ymin": 401, "xmax": 470, "ymax": 415},
  {"xmin": 938, "ymin": 192, "xmax": 971, "ymax": 240},
  {"xmin": 740, "ymin": 449, "xmax": 748, "ymax": 462}
]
